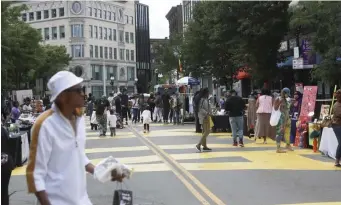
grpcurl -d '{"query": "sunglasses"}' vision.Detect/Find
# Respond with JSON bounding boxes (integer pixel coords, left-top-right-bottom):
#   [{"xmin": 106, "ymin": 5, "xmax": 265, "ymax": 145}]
[{"xmin": 65, "ymin": 87, "xmax": 84, "ymax": 94}]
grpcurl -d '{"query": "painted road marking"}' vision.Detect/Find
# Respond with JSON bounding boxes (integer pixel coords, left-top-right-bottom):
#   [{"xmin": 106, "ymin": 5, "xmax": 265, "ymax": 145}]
[
  {"xmin": 128, "ymin": 125, "xmax": 225, "ymax": 205},
  {"xmin": 86, "ymin": 132, "xmax": 134, "ymax": 136},
  {"xmin": 278, "ymin": 203, "xmax": 341, "ymax": 205}
]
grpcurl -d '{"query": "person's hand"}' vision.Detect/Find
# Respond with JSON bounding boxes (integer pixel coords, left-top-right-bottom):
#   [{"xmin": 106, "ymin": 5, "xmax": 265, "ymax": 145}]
[{"xmin": 111, "ymin": 169, "xmax": 125, "ymax": 182}]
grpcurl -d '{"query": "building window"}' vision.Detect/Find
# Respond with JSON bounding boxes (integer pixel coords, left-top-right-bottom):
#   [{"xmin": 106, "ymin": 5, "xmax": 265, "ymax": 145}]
[
  {"xmin": 104, "ymin": 47, "xmax": 108, "ymax": 59},
  {"xmin": 99, "ymin": 10, "xmax": 102, "ymax": 18},
  {"xmin": 71, "ymin": 24, "xmax": 84, "ymax": 37},
  {"xmin": 94, "ymin": 8, "xmax": 97, "ymax": 17},
  {"xmin": 52, "ymin": 9, "xmax": 57, "ymax": 18},
  {"xmin": 90, "ymin": 45, "xmax": 93, "ymax": 58},
  {"xmin": 94, "ymin": 26, "xmax": 98, "ymax": 38},
  {"xmin": 89, "ymin": 25, "xmax": 93, "ymax": 38},
  {"xmin": 91, "ymin": 65, "xmax": 103, "ymax": 80},
  {"xmin": 127, "ymin": 67, "xmax": 135, "ymax": 81},
  {"xmin": 36, "ymin": 11, "xmax": 41, "ymax": 20},
  {"xmin": 107, "ymin": 11, "xmax": 111, "ymax": 20},
  {"xmin": 108, "ymin": 29, "xmax": 112, "ymax": 40},
  {"xmin": 44, "ymin": 10, "xmax": 49, "ymax": 19},
  {"xmin": 71, "ymin": 45, "xmax": 84, "ymax": 58},
  {"xmin": 59, "ymin": 8, "xmax": 65, "ymax": 17},
  {"xmin": 107, "ymin": 66, "xmax": 117, "ymax": 80},
  {"xmin": 130, "ymin": 32, "xmax": 134, "ymax": 44},
  {"xmin": 88, "ymin": 7, "xmax": 92, "ymax": 16},
  {"xmin": 95, "ymin": 46, "xmax": 98, "ymax": 58},
  {"xmin": 104, "ymin": 28, "xmax": 107, "ymax": 40},
  {"xmin": 125, "ymin": 32, "xmax": 129, "ymax": 43},
  {"xmin": 126, "ymin": 49, "xmax": 129, "ymax": 61},
  {"xmin": 29, "ymin": 12, "xmax": 34, "ymax": 21},
  {"xmin": 113, "ymin": 29, "xmax": 117, "ymax": 41},
  {"xmin": 112, "ymin": 12, "xmax": 116, "ymax": 21},
  {"xmin": 91, "ymin": 86, "xmax": 103, "ymax": 99},
  {"xmin": 119, "ymin": 30, "xmax": 124, "ymax": 43},
  {"xmin": 59, "ymin": 26, "xmax": 65, "ymax": 38},
  {"xmin": 109, "ymin": 47, "xmax": 113, "ymax": 59},
  {"xmin": 114, "ymin": 48, "xmax": 117, "ymax": 59},
  {"xmin": 22, "ymin": 13, "xmax": 27, "ymax": 21},
  {"xmin": 103, "ymin": 10, "xmax": 107, "ymax": 19},
  {"xmin": 130, "ymin": 16, "xmax": 133, "ymax": 25},
  {"xmin": 44, "ymin": 28, "xmax": 50, "ymax": 40},
  {"xmin": 130, "ymin": 50, "xmax": 134, "ymax": 61},
  {"xmin": 99, "ymin": 46, "xmax": 103, "ymax": 58},
  {"xmin": 52, "ymin": 27, "xmax": 57, "ymax": 39},
  {"xmin": 119, "ymin": 49, "xmax": 124, "ymax": 60},
  {"xmin": 99, "ymin": 27, "xmax": 102, "ymax": 39},
  {"xmin": 125, "ymin": 15, "xmax": 128, "ymax": 24}
]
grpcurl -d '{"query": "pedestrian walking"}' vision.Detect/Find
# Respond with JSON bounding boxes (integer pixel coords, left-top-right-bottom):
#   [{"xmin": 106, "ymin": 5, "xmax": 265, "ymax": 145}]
[
  {"xmin": 131, "ymin": 95, "xmax": 140, "ymax": 124},
  {"xmin": 108, "ymin": 109, "xmax": 117, "ymax": 137},
  {"xmin": 196, "ymin": 88, "xmax": 212, "ymax": 152},
  {"xmin": 25, "ymin": 71, "xmax": 125, "ymax": 205},
  {"xmin": 95, "ymin": 95, "xmax": 110, "ymax": 136},
  {"xmin": 162, "ymin": 91, "xmax": 171, "ymax": 123},
  {"xmin": 90, "ymin": 109, "xmax": 98, "ymax": 130},
  {"xmin": 141, "ymin": 106, "xmax": 152, "ymax": 133},
  {"xmin": 171, "ymin": 92, "xmax": 182, "ymax": 125},
  {"xmin": 273, "ymin": 88, "xmax": 294, "ymax": 153},
  {"xmin": 153, "ymin": 92, "xmax": 163, "ymax": 122},
  {"xmin": 255, "ymin": 88, "xmax": 275, "ymax": 143},
  {"xmin": 225, "ymin": 90, "xmax": 246, "ymax": 147},
  {"xmin": 147, "ymin": 93, "xmax": 156, "ymax": 121},
  {"xmin": 193, "ymin": 89, "xmax": 203, "ymax": 133}
]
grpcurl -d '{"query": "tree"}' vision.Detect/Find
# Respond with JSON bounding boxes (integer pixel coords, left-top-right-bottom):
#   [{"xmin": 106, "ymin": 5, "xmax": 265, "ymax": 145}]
[
  {"xmin": 1, "ymin": 2, "xmax": 72, "ymax": 91},
  {"xmin": 290, "ymin": 2, "xmax": 341, "ymax": 86},
  {"xmin": 232, "ymin": 1, "xmax": 290, "ymax": 83}
]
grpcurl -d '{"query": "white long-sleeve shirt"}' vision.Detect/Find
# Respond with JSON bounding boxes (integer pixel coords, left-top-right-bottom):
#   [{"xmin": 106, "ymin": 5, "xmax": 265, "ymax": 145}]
[{"xmin": 26, "ymin": 104, "xmax": 92, "ymax": 205}]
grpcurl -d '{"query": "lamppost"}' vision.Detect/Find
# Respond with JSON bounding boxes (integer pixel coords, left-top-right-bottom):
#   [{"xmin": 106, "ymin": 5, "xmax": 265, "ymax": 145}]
[
  {"xmin": 157, "ymin": 73, "xmax": 163, "ymax": 84},
  {"xmin": 110, "ymin": 76, "xmax": 115, "ymax": 93}
]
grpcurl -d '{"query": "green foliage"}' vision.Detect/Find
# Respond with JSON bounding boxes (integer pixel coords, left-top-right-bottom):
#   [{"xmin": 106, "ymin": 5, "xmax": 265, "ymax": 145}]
[
  {"xmin": 182, "ymin": 1, "xmax": 290, "ymax": 84},
  {"xmin": 1, "ymin": 2, "xmax": 71, "ymax": 90},
  {"xmin": 290, "ymin": 2, "xmax": 341, "ymax": 85}
]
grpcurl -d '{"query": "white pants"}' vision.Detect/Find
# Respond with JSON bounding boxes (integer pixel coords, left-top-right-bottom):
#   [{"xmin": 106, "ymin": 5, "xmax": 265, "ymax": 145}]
[{"xmin": 153, "ymin": 107, "xmax": 163, "ymax": 121}]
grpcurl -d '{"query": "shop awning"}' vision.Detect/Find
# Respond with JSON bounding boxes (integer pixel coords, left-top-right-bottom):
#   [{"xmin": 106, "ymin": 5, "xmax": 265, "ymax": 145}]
[{"xmin": 277, "ymin": 56, "xmax": 293, "ymax": 68}]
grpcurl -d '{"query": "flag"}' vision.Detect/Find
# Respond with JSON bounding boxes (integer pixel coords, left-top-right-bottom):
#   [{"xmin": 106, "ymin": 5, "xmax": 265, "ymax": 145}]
[{"xmin": 179, "ymin": 59, "xmax": 182, "ymax": 73}]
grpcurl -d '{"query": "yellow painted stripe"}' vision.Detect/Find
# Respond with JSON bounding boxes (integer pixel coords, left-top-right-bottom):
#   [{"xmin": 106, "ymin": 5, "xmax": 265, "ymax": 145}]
[
  {"xmin": 12, "ymin": 156, "xmax": 164, "ymax": 176},
  {"xmin": 278, "ymin": 202, "xmax": 341, "ymax": 205},
  {"xmin": 86, "ymin": 135, "xmax": 136, "ymax": 140},
  {"xmin": 85, "ymin": 146, "xmax": 149, "ymax": 153},
  {"xmin": 86, "ymin": 132, "xmax": 134, "ymax": 136},
  {"xmin": 180, "ymin": 162, "xmax": 337, "ymax": 171}
]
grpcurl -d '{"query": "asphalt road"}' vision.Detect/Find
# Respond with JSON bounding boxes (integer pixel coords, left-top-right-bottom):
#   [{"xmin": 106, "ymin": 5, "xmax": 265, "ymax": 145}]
[{"xmin": 9, "ymin": 119, "xmax": 341, "ymax": 205}]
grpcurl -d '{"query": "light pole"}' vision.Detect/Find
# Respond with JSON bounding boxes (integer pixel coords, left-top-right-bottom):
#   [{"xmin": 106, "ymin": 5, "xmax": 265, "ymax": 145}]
[
  {"xmin": 157, "ymin": 73, "xmax": 163, "ymax": 84},
  {"xmin": 134, "ymin": 78, "xmax": 138, "ymax": 93},
  {"xmin": 110, "ymin": 76, "xmax": 115, "ymax": 93}
]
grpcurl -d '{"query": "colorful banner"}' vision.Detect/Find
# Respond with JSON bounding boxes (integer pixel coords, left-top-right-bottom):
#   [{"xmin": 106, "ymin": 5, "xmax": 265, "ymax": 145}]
[{"xmin": 301, "ymin": 39, "xmax": 316, "ymax": 66}]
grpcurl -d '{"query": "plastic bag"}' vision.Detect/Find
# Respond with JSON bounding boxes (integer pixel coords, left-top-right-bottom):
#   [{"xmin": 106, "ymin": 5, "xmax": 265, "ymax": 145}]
[
  {"xmin": 270, "ymin": 107, "xmax": 281, "ymax": 126},
  {"xmin": 94, "ymin": 156, "xmax": 133, "ymax": 183}
]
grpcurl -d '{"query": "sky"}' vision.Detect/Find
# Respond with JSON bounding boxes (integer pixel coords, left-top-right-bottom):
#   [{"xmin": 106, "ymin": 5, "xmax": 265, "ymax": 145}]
[{"xmin": 139, "ymin": 0, "xmax": 182, "ymax": 39}]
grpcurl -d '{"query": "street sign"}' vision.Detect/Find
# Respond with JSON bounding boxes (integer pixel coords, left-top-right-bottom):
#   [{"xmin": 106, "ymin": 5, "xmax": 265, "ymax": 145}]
[
  {"xmin": 293, "ymin": 58, "xmax": 303, "ymax": 69},
  {"xmin": 294, "ymin": 47, "xmax": 299, "ymax": 58}
]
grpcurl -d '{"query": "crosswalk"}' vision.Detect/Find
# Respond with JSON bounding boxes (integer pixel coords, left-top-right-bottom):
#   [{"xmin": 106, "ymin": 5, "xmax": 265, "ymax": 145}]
[{"xmin": 12, "ymin": 117, "xmax": 336, "ymax": 177}]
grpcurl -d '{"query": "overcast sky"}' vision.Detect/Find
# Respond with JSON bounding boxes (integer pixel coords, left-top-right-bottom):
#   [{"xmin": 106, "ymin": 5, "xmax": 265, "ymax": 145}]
[{"xmin": 139, "ymin": 0, "xmax": 182, "ymax": 39}]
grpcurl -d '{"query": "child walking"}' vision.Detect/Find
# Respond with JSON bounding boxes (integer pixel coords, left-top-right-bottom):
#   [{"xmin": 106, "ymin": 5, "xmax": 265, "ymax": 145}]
[
  {"xmin": 90, "ymin": 109, "xmax": 98, "ymax": 130},
  {"xmin": 108, "ymin": 109, "xmax": 117, "ymax": 137},
  {"xmin": 141, "ymin": 106, "xmax": 152, "ymax": 133}
]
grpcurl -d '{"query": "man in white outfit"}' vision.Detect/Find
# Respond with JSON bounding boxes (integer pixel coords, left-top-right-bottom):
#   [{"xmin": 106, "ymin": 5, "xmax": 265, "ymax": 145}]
[{"xmin": 26, "ymin": 71, "xmax": 124, "ymax": 205}]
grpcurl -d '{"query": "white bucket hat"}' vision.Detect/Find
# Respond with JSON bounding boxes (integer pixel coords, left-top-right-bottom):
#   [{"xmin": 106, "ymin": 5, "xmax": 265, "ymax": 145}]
[{"xmin": 47, "ymin": 71, "xmax": 83, "ymax": 102}]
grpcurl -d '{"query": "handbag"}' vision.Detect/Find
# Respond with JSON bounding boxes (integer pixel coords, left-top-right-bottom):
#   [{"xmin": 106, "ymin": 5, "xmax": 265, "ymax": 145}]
[
  {"xmin": 270, "ymin": 107, "xmax": 281, "ymax": 126},
  {"xmin": 113, "ymin": 189, "xmax": 133, "ymax": 205},
  {"xmin": 208, "ymin": 116, "xmax": 214, "ymax": 128}
]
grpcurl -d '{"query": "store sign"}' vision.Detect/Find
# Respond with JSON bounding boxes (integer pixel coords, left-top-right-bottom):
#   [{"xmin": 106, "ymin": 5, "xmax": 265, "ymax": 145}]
[
  {"xmin": 278, "ymin": 41, "xmax": 288, "ymax": 52},
  {"xmin": 301, "ymin": 39, "xmax": 316, "ymax": 68}
]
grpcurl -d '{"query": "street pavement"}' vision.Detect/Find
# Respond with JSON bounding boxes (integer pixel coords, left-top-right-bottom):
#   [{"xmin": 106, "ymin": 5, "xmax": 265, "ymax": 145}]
[{"xmin": 9, "ymin": 118, "xmax": 341, "ymax": 205}]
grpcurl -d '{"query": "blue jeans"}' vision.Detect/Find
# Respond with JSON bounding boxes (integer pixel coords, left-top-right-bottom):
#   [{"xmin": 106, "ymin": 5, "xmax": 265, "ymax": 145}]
[
  {"xmin": 229, "ymin": 116, "xmax": 244, "ymax": 141},
  {"xmin": 132, "ymin": 108, "xmax": 139, "ymax": 123},
  {"xmin": 173, "ymin": 109, "xmax": 180, "ymax": 124}
]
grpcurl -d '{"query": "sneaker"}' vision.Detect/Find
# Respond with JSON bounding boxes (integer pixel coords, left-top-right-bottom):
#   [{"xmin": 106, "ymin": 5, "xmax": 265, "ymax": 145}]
[
  {"xmin": 143, "ymin": 130, "xmax": 146, "ymax": 133},
  {"xmin": 233, "ymin": 140, "xmax": 238, "ymax": 146},
  {"xmin": 239, "ymin": 140, "xmax": 244, "ymax": 147},
  {"xmin": 335, "ymin": 164, "xmax": 341, "ymax": 168},
  {"xmin": 276, "ymin": 148, "xmax": 286, "ymax": 153},
  {"xmin": 203, "ymin": 147, "xmax": 212, "ymax": 151},
  {"xmin": 195, "ymin": 144, "xmax": 201, "ymax": 152}
]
